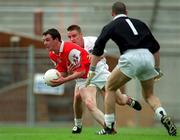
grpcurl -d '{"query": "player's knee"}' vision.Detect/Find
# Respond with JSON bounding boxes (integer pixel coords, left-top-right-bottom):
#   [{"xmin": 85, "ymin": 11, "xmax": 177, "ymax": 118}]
[
  {"xmin": 116, "ymin": 94, "xmax": 127, "ymax": 105},
  {"xmin": 85, "ymin": 99, "xmax": 96, "ymax": 111},
  {"xmin": 74, "ymin": 93, "xmax": 81, "ymax": 101}
]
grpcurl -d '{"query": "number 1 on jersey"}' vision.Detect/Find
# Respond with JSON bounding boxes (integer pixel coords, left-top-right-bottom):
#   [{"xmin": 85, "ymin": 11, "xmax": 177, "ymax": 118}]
[{"xmin": 125, "ymin": 19, "xmax": 138, "ymax": 35}]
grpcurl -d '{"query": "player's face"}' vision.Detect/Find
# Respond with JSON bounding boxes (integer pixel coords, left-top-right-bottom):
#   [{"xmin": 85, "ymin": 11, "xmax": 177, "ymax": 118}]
[
  {"xmin": 42, "ymin": 34, "xmax": 57, "ymax": 52},
  {"xmin": 67, "ymin": 30, "xmax": 83, "ymax": 47}
]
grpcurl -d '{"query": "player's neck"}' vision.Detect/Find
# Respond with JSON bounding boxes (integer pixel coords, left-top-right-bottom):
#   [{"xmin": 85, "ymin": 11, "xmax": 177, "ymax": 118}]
[
  {"xmin": 81, "ymin": 39, "xmax": 85, "ymax": 48},
  {"xmin": 54, "ymin": 42, "xmax": 61, "ymax": 54}
]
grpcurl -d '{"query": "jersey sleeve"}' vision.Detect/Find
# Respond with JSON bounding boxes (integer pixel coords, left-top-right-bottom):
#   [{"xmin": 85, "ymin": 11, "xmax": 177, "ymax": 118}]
[
  {"xmin": 68, "ymin": 49, "xmax": 81, "ymax": 65},
  {"xmin": 68, "ymin": 48, "xmax": 89, "ymax": 74},
  {"xmin": 56, "ymin": 63, "xmax": 67, "ymax": 73},
  {"xmin": 93, "ymin": 25, "xmax": 112, "ymax": 56}
]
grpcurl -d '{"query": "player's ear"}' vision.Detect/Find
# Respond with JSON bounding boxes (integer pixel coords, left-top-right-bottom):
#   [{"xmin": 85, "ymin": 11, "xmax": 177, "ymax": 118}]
[
  {"xmin": 79, "ymin": 32, "xmax": 83, "ymax": 37},
  {"xmin": 125, "ymin": 10, "xmax": 128, "ymax": 15},
  {"xmin": 112, "ymin": 11, "xmax": 115, "ymax": 17}
]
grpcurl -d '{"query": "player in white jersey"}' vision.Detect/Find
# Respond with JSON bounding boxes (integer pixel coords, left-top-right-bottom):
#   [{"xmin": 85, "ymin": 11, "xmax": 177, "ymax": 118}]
[{"xmin": 67, "ymin": 25, "xmax": 141, "ymax": 134}]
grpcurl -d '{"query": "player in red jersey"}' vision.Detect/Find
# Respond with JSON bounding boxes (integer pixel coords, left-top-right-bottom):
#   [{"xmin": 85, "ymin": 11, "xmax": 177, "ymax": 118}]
[
  {"xmin": 48, "ymin": 42, "xmax": 89, "ymax": 81},
  {"xmin": 43, "ymin": 29, "xmax": 89, "ymax": 84}
]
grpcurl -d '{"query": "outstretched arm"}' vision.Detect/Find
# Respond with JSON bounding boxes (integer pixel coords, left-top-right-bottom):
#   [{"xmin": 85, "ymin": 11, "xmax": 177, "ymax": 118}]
[
  {"xmin": 154, "ymin": 51, "xmax": 160, "ymax": 68},
  {"xmin": 85, "ymin": 55, "xmax": 102, "ymax": 87},
  {"xmin": 90, "ymin": 55, "xmax": 102, "ymax": 68},
  {"xmin": 153, "ymin": 51, "xmax": 163, "ymax": 81}
]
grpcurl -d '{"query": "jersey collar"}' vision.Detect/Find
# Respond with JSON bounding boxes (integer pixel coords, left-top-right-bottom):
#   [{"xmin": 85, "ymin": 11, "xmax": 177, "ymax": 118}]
[
  {"xmin": 113, "ymin": 14, "xmax": 127, "ymax": 20},
  {"xmin": 59, "ymin": 40, "xmax": 64, "ymax": 53}
]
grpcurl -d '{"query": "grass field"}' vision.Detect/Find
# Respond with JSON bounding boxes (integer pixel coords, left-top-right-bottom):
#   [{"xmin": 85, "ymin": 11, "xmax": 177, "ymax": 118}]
[{"xmin": 0, "ymin": 126, "xmax": 179, "ymax": 140}]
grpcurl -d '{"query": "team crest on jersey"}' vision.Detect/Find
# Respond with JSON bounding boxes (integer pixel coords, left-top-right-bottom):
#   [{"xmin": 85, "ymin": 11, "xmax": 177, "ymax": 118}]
[{"xmin": 68, "ymin": 49, "xmax": 81, "ymax": 65}]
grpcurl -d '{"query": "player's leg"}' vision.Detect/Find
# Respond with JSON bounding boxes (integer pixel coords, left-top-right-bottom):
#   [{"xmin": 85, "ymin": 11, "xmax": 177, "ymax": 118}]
[
  {"xmin": 72, "ymin": 86, "xmax": 83, "ymax": 134},
  {"xmin": 119, "ymin": 85, "xmax": 126, "ymax": 94},
  {"xmin": 94, "ymin": 68, "xmax": 141, "ymax": 111},
  {"xmin": 115, "ymin": 89, "xmax": 142, "ymax": 111},
  {"xmin": 97, "ymin": 67, "xmax": 130, "ymax": 135},
  {"xmin": 79, "ymin": 86, "xmax": 105, "ymax": 127},
  {"xmin": 140, "ymin": 78, "xmax": 177, "ymax": 136}
]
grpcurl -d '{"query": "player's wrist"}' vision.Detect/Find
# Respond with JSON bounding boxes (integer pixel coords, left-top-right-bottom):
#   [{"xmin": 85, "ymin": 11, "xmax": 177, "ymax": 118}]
[
  {"xmin": 155, "ymin": 67, "xmax": 160, "ymax": 72},
  {"xmin": 90, "ymin": 65, "xmax": 96, "ymax": 72}
]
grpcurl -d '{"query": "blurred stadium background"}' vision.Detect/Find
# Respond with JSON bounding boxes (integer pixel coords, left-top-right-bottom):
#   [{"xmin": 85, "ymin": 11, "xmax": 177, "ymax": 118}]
[{"xmin": 0, "ymin": 0, "xmax": 180, "ymax": 128}]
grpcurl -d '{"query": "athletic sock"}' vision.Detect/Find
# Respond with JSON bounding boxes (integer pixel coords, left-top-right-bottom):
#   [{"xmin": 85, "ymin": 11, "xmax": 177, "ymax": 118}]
[
  {"xmin": 104, "ymin": 114, "xmax": 115, "ymax": 129},
  {"xmin": 155, "ymin": 107, "xmax": 167, "ymax": 120},
  {"xmin": 74, "ymin": 118, "xmax": 82, "ymax": 127}
]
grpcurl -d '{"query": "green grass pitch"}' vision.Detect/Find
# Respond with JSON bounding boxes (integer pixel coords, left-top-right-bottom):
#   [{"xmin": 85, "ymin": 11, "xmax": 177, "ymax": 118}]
[{"xmin": 0, "ymin": 126, "xmax": 179, "ymax": 140}]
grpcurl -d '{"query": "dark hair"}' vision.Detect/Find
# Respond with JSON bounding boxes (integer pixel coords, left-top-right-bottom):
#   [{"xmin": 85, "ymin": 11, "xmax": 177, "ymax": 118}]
[
  {"xmin": 67, "ymin": 24, "xmax": 82, "ymax": 33},
  {"xmin": 112, "ymin": 1, "xmax": 126, "ymax": 15},
  {"xmin": 42, "ymin": 28, "xmax": 61, "ymax": 41}
]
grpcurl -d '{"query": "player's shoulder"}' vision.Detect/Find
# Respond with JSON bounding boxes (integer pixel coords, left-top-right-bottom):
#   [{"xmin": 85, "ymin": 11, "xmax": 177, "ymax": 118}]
[
  {"xmin": 64, "ymin": 41, "xmax": 77, "ymax": 46},
  {"xmin": 49, "ymin": 51, "xmax": 58, "ymax": 61},
  {"xmin": 49, "ymin": 51, "xmax": 56, "ymax": 57},
  {"xmin": 83, "ymin": 36, "xmax": 97, "ymax": 52},
  {"xmin": 129, "ymin": 17, "xmax": 148, "ymax": 26},
  {"xmin": 84, "ymin": 36, "xmax": 97, "ymax": 41},
  {"xmin": 64, "ymin": 41, "xmax": 88, "ymax": 55},
  {"xmin": 83, "ymin": 37, "xmax": 96, "ymax": 47}
]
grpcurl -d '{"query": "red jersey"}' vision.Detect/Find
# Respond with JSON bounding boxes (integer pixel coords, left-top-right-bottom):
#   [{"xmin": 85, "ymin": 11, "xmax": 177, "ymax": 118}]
[{"xmin": 49, "ymin": 41, "xmax": 90, "ymax": 78}]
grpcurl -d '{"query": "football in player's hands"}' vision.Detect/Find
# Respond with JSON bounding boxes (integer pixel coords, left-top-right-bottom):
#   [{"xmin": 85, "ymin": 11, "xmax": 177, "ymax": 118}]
[{"xmin": 44, "ymin": 69, "xmax": 60, "ymax": 86}]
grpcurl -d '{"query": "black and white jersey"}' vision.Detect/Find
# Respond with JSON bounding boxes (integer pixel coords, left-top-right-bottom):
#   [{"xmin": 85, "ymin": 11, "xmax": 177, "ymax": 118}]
[{"xmin": 93, "ymin": 14, "xmax": 160, "ymax": 56}]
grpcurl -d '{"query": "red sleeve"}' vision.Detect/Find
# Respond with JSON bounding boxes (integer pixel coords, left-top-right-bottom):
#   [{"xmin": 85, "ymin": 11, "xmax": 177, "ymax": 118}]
[
  {"xmin": 72, "ymin": 51, "xmax": 90, "ymax": 78},
  {"xmin": 56, "ymin": 63, "xmax": 67, "ymax": 73}
]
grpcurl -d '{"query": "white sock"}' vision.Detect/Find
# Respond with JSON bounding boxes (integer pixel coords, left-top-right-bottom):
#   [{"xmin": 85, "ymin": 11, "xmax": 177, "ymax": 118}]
[
  {"xmin": 104, "ymin": 114, "xmax": 115, "ymax": 129},
  {"xmin": 155, "ymin": 107, "xmax": 167, "ymax": 120},
  {"xmin": 74, "ymin": 118, "xmax": 82, "ymax": 127}
]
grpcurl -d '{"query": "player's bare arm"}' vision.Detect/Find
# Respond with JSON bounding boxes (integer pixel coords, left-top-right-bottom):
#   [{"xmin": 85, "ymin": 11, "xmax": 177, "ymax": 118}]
[
  {"xmin": 63, "ymin": 70, "xmax": 86, "ymax": 82},
  {"xmin": 86, "ymin": 55, "xmax": 102, "ymax": 86},
  {"xmin": 51, "ymin": 70, "xmax": 85, "ymax": 87},
  {"xmin": 87, "ymin": 54, "xmax": 104, "ymax": 62}
]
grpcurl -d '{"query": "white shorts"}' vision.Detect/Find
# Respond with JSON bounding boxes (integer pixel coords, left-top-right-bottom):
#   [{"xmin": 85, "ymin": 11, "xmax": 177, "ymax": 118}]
[
  {"xmin": 76, "ymin": 59, "xmax": 110, "ymax": 89},
  {"xmin": 116, "ymin": 49, "xmax": 158, "ymax": 81}
]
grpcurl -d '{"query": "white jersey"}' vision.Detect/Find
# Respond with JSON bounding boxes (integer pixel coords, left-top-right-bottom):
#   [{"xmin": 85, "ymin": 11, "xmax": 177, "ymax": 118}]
[
  {"xmin": 83, "ymin": 36, "xmax": 107, "ymax": 55},
  {"xmin": 83, "ymin": 36, "xmax": 108, "ymax": 69},
  {"xmin": 75, "ymin": 36, "xmax": 110, "ymax": 89},
  {"xmin": 83, "ymin": 36, "xmax": 97, "ymax": 54}
]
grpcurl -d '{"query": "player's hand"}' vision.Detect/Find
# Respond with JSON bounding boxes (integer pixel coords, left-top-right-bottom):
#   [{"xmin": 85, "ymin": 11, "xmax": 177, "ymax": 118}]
[
  {"xmin": 154, "ymin": 67, "xmax": 164, "ymax": 81},
  {"xmin": 67, "ymin": 63, "xmax": 78, "ymax": 74},
  {"xmin": 50, "ymin": 72, "xmax": 65, "ymax": 87},
  {"xmin": 87, "ymin": 54, "xmax": 93, "ymax": 62},
  {"xmin": 85, "ymin": 70, "xmax": 95, "ymax": 87}
]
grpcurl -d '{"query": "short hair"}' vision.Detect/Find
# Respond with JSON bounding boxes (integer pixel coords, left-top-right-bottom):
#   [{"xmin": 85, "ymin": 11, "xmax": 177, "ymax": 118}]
[
  {"xmin": 112, "ymin": 1, "xmax": 126, "ymax": 15},
  {"xmin": 67, "ymin": 24, "xmax": 82, "ymax": 33},
  {"xmin": 42, "ymin": 28, "xmax": 61, "ymax": 41}
]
